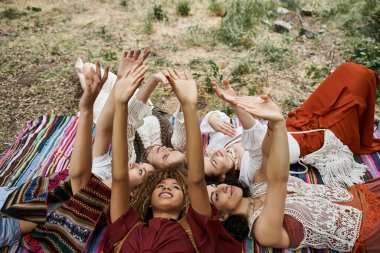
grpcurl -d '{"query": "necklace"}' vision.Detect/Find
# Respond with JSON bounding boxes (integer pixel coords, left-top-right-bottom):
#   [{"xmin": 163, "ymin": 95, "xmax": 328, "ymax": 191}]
[
  {"xmin": 226, "ymin": 147, "xmax": 239, "ymax": 171},
  {"xmin": 247, "ymin": 197, "xmax": 262, "ymax": 217}
]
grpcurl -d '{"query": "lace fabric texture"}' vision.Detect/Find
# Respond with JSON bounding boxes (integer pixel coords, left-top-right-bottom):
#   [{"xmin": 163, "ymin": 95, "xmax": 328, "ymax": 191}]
[
  {"xmin": 171, "ymin": 108, "xmax": 187, "ymax": 152},
  {"xmin": 127, "ymin": 96, "xmax": 153, "ymax": 163},
  {"xmin": 299, "ymin": 129, "xmax": 367, "ymax": 188},
  {"xmin": 136, "ymin": 116, "xmax": 162, "ymax": 148},
  {"xmin": 248, "ymin": 177, "xmax": 362, "ymax": 252}
]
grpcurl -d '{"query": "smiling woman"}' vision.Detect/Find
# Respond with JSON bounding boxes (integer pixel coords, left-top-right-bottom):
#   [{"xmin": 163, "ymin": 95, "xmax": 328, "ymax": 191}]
[
  {"xmin": 143, "ymin": 144, "xmax": 186, "ymax": 170},
  {"xmin": 102, "ymin": 68, "xmax": 241, "ymax": 253},
  {"xmin": 206, "ymin": 82, "xmax": 380, "ymax": 252}
]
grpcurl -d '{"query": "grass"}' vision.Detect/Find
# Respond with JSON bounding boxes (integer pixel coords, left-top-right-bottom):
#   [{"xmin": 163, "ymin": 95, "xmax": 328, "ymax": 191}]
[
  {"xmin": 1, "ymin": 7, "xmax": 26, "ymax": 19},
  {"xmin": 0, "ymin": 0, "xmax": 373, "ymax": 153},
  {"xmin": 209, "ymin": 0, "xmax": 226, "ymax": 17},
  {"xmin": 216, "ymin": 0, "xmax": 275, "ymax": 48},
  {"xmin": 184, "ymin": 26, "xmax": 216, "ymax": 47},
  {"xmin": 153, "ymin": 4, "xmax": 169, "ymax": 21},
  {"xmin": 306, "ymin": 63, "xmax": 330, "ymax": 86},
  {"xmin": 255, "ymin": 44, "xmax": 294, "ymax": 70},
  {"xmin": 176, "ymin": 1, "xmax": 190, "ymax": 16}
]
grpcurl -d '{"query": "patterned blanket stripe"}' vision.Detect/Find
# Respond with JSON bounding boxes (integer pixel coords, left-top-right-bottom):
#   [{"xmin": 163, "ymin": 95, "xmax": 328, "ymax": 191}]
[{"xmin": 1, "ymin": 116, "xmax": 379, "ymax": 253}]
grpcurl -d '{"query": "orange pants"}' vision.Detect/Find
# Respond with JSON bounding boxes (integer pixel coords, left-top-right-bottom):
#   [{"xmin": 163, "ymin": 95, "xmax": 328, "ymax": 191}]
[{"xmin": 286, "ymin": 62, "xmax": 380, "ymax": 156}]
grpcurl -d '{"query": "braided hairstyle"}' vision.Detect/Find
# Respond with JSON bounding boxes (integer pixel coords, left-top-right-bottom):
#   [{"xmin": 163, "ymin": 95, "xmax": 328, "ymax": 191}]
[{"xmin": 131, "ymin": 165, "xmax": 189, "ymax": 222}]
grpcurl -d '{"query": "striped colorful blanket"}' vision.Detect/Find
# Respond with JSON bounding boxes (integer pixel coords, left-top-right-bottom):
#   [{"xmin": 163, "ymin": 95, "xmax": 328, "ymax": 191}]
[{"xmin": 1, "ymin": 116, "xmax": 380, "ymax": 252}]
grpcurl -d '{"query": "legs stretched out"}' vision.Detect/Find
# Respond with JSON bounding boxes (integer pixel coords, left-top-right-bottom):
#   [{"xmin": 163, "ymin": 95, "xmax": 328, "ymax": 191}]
[{"xmin": 287, "ymin": 62, "xmax": 380, "ymax": 155}]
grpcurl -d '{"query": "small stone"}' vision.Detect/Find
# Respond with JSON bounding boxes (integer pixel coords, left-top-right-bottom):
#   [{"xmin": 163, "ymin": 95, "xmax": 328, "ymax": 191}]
[
  {"xmin": 299, "ymin": 28, "xmax": 316, "ymax": 39},
  {"xmin": 262, "ymin": 19, "xmax": 271, "ymax": 26},
  {"xmin": 274, "ymin": 20, "xmax": 292, "ymax": 33},
  {"xmin": 277, "ymin": 7, "xmax": 289, "ymax": 14}
]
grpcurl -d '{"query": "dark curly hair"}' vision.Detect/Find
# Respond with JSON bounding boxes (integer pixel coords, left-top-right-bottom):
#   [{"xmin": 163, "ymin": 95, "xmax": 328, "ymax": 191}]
[
  {"xmin": 131, "ymin": 165, "xmax": 189, "ymax": 222},
  {"xmin": 208, "ymin": 179, "xmax": 251, "ymax": 242}
]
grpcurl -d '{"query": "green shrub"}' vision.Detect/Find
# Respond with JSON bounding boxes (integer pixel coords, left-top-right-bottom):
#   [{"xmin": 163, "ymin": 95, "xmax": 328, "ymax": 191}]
[
  {"xmin": 202, "ymin": 60, "xmax": 223, "ymax": 93},
  {"xmin": 217, "ymin": 0, "xmax": 275, "ymax": 48},
  {"xmin": 255, "ymin": 44, "xmax": 293, "ymax": 69},
  {"xmin": 1, "ymin": 8, "xmax": 26, "ymax": 19},
  {"xmin": 143, "ymin": 14, "xmax": 153, "ymax": 34},
  {"xmin": 306, "ymin": 63, "xmax": 330, "ymax": 86},
  {"xmin": 248, "ymin": 86, "xmax": 257, "ymax": 96},
  {"xmin": 209, "ymin": 0, "xmax": 226, "ymax": 17},
  {"xmin": 232, "ymin": 61, "xmax": 255, "ymax": 76},
  {"xmin": 279, "ymin": 0, "xmax": 300, "ymax": 11},
  {"xmin": 153, "ymin": 5, "xmax": 169, "ymax": 21},
  {"xmin": 222, "ymin": 106, "xmax": 234, "ymax": 117},
  {"xmin": 120, "ymin": 0, "xmax": 127, "ymax": 6},
  {"xmin": 103, "ymin": 50, "xmax": 117, "ymax": 61},
  {"xmin": 177, "ymin": 1, "xmax": 190, "ymax": 16},
  {"xmin": 184, "ymin": 26, "xmax": 216, "ymax": 46},
  {"xmin": 347, "ymin": 36, "xmax": 380, "ymax": 75}
]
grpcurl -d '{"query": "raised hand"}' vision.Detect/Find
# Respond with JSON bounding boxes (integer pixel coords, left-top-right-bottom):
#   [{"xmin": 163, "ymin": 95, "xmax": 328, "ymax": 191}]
[
  {"xmin": 117, "ymin": 48, "xmax": 151, "ymax": 79},
  {"xmin": 153, "ymin": 70, "xmax": 170, "ymax": 85},
  {"xmin": 209, "ymin": 114, "xmax": 236, "ymax": 137},
  {"xmin": 212, "ymin": 79, "xmax": 236, "ymax": 105},
  {"xmin": 165, "ymin": 68, "xmax": 197, "ymax": 107},
  {"xmin": 114, "ymin": 65, "xmax": 149, "ymax": 104},
  {"xmin": 235, "ymin": 95, "xmax": 284, "ymax": 122},
  {"xmin": 80, "ymin": 60, "xmax": 109, "ymax": 111}
]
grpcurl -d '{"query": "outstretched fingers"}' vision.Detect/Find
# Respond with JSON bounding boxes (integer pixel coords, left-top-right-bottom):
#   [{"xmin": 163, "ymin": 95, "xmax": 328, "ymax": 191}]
[
  {"xmin": 133, "ymin": 49, "xmax": 141, "ymax": 60},
  {"xmin": 101, "ymin": 65, "xmax": 110, "ymax": 84},
  {"xmin": 140, "ymin": 48, "xmax": 151, "ymax": 62},
  {"xmin": 212, "ymin": 81, "xmax": 222, "ymax": 96},
  {"xmin": 167, "ymin": 68, "xmax": 180, "ymax": 80},
  {"xmin": 132, "ymin": 65, "xmax": 149, "ymax": 79}
]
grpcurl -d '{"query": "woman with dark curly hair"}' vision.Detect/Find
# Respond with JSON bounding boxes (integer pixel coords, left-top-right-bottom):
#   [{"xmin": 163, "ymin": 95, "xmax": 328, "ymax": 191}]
[
  {"xmin": 203, "ymin": 63, "xmax": 380, "ymax": 189},
  {"xmin": 207, "ymin": 92, "xmax": 380, "ymax": 252},
  {"xmin": 102, "ymin": 68, "xmax": 240, "ymax": 253}
]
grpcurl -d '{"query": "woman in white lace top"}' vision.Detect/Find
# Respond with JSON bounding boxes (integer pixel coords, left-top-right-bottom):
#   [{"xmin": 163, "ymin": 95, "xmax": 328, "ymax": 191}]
[
  {"xmin": 76, "ymin": 49, "xmax": 187, "ymax": 183},
  {"xmin": 206, "ymin": 93, "xmax": 380, "ymax": 252},
  {"xmin": 203, "ymin": 63, "xmax": 380, "ymax": 189}
]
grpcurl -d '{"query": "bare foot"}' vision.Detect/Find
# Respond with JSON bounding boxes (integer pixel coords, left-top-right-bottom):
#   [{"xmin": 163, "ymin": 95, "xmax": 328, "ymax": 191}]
[
  {"xmin": 75, "ymin": 57, "xmax": 88, "ymax": 91},
  {"xmin": 75, "ymin": 57, "xmax": 84, "ymax": 74}
]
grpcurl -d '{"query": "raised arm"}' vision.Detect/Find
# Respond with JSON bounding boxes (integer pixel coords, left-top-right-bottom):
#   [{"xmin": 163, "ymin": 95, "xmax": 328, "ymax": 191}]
[
  {"xmin": 213, "ymin": 80, "xmax": 256, "ymax": 130},
  {"xmin": 135, "ymin": 70, "xmax": 169, "ymax": 104},
  {"xmin": 92, "ymin": 48, "xmax": 151, "ymax": 158},
  {"xmin": 110, "ymin": 65, "xmax": 148, "ymax": 223},
  {"xmin": 235, "ymin": 95, "xmax": 290, "ymax": 248},
  {"xmin": 70, "ymin": 61, "xmax": 109, "ymax": 195},
  {"xmin": 165, "ymin": 68, "xmax": 211, "ymax": 217}
]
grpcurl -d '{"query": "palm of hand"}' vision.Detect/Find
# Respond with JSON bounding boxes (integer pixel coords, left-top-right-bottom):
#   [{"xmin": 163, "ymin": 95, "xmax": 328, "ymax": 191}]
[
  {"xmin": 220, "ymin": 87, "xmax": 236, "ymax": 104},
  {"xmin": 114, "ymin": 77, "xmax": 137, "ymax": 104},
  {"xmin": 118, "ymin": 59, "xmax": 142, "ymax": 78},
  {"xmin": 172, "ymin": 79, "xmax": 198, "ymax": 105},
  {"xmin": 80, "ymin": 78, "xmax": 102, "ymax": 109},
  {"xmin": 250, "ymin": 98, "xmax": 283, "ymax": 121}
]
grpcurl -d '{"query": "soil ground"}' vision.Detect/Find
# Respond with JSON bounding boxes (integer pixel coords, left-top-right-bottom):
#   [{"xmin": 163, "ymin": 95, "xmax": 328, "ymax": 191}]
[{"xmin": 0, "ymin": 0, "xmax": 359, "ymax": 154}]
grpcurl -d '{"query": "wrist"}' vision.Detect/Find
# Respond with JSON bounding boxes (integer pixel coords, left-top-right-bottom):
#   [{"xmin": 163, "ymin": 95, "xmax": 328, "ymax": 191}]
[
  {"xmin": 114, "ymin": 102, "xmax": 129, "ymax": 110},
  {"xmin": 79, "ymin": 107, "xmax": 93, "ymax": 114},
  {"xmin": 268, "ymin": 118, "xmax": 285, "ymax": 129},
  {"xmin": 181, "ymin": 103, "xmax": 197, "ymax": 111}
]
